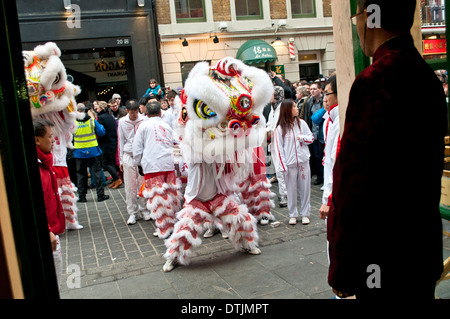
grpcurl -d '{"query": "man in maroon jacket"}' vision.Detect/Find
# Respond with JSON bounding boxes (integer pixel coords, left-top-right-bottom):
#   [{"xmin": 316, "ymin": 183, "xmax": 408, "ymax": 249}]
[
  {"xmin": 34, "ymin": 118, "xmax": 66, "ymax": 289},
  {"xmin": 328, "ymin": 0, "xmax": 447, "ymax": 299}
]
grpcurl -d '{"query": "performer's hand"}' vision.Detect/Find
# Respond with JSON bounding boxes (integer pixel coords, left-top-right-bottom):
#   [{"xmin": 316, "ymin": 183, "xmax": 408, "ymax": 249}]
[
  {"xmin": 49, "ymin": 231, "xmax": 57, "ymax": 251},
  {"xmin": 120, "ymin": 164, "xmax": 123, "ymax": 172},
  {"xmin": 319, "ymin": 204, "xmax": 329, "ymax": 220}
]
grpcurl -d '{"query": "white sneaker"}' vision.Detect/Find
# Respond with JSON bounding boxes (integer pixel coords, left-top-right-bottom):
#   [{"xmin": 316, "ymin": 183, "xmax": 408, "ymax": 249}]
[
  {"xmin": 127, "ymin": 215, "xmax": 137, "ymax": 225},
  {"xmin": 153, "ymin": 231, "xmax": 159, "ymax": 237},
  {"xmin": 163, "ymin": 259, "xmax": 175, "ymax": 272},
  {"xmin": 301, "ymin": 216, "xmax": 310, "ymax": 225},
  {"xmin": 66, "ymin": 222, "xmax": 83, "ymax": 230},
  {"xmin": 142, "ymin": 211, "xmax": 152, "ymax": 221},
  {"xmin": 279, "ymin": 196, "xmax": 287, "ymax": 207},
  {"xmin": 260, "ymin": 217, "xmax": 269, "ymax": 225},
  {"xmin": 247, "ymin": 247, "xmax": 261, "ymax": 255},
  {"xmin": 204, "ymin": 228, "xmax": 219, "ymax": 238},
  {"xmin": 289, "ymin": 217, "xmax": 297, "ymax": 225},
  {"xmin": 221, "ymin": 230, "xmax": 229, "ymax": 239}
]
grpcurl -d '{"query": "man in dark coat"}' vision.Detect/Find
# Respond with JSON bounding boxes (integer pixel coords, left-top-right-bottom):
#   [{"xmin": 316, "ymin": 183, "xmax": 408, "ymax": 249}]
[
  {"xmin": 327, "ymin": 0, "xmax": 447, "ymax": 299},
  {"xmin": 95, "ymin": 101, "xmax": 123, "ymax": 189}
]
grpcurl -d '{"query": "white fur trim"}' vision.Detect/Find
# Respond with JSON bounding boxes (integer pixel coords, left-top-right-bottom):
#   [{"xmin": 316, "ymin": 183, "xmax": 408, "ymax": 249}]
[{"xmin": 33, "ymin": 42, "xmax": 61, "ymax": 59}]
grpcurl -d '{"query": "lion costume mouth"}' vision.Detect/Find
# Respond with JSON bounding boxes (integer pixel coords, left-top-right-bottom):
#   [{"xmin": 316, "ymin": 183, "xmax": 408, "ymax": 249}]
[{"xmin": 23, "ymin": 42, "xmax": 82, "ymax": 149}]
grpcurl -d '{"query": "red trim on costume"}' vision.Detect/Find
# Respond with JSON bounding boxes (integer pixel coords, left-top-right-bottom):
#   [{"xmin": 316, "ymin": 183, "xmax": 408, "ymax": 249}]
[
  {"xmin": 53, "ymin": 166, "xmax": 69, "ymax": 178},
  {"xmin": 274, "ymin": 129, "xmax": 286, "ymax": 171},
  {"xmin": 145, "ymin": 170, "xmax": 175, "ymax": 180}
]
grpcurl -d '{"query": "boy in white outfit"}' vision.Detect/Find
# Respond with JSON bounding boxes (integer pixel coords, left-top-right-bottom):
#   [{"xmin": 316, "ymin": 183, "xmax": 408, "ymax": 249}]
[
  {"xmin": 273, "ymin": 99, "xmax": 314, "ymax": 225},
  {"xmin": 119, "ymin": 100, "xmax": 150, "ymax": 225},
  {"xmin": 319, "ymin": 75, "xmax": 340, "ymax": 221},
  {"xmin": 133, "ymin": 101, "xmax": 182, "ymax": 238},
  {"xmin": 266, "ymin": 86, "xmax": 288, "ymax": 207}
]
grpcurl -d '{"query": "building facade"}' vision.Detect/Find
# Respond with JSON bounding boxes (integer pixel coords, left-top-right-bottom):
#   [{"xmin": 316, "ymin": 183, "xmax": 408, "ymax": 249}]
[
  {"xmin": 421, "ymin": 0, "xmax": 446, "ymax": 61},
  {"xmin": 17, "ymin": 0, "xmax": 162, "ymax": 102},
  {"xmin": 16, "ymin": 0, "xmax": 335, "ymax": 101},
  {"xmin": 156, "ymin": 0, "xmax": 335, "ymax": 89}
]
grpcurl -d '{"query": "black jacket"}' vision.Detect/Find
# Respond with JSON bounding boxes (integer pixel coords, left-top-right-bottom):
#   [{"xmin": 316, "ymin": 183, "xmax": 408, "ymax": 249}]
[
  {"xmin": 96, "ymin": 109, "xmax": 118, "ymax": 153},
  {"xmin": 327, "ymin": 34, "xmax": 447, "ymax": 297}
]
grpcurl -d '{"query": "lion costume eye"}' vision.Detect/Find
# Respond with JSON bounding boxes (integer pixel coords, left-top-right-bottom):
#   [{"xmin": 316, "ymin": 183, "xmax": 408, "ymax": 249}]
[
  {"xmin": 194, "ymin": 99, "xmax": 216, "ymax": 120},
  {"xmin": 53, "ymin": 73, "xmax": 61, "ymax": 85},
  {"xmin": 238, "ymin": 95, "xmax": 252, "ymax": 110}
]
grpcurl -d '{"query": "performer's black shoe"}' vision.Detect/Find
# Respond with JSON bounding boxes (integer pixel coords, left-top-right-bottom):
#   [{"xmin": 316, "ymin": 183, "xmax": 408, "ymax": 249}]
[
  {"xmin": 78, "ymin": 197, "xmax": 87, "ymax": 203},
  {"xmin": 97, "ymin": 195, "xmax": 110, "ymax": 202}
]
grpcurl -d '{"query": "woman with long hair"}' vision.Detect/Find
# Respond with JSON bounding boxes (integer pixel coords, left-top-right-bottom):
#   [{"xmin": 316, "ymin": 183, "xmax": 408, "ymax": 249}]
[{"xmin": 273, "ymin": 99, "xmax": 314, "ymax": 225}]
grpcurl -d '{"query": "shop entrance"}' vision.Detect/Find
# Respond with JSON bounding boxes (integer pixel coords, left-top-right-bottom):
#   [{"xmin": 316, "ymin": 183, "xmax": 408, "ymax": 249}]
[
  {"xmin": 299, "ymin": 63, "xmax": 320, "ymax": 82},
  {"xmin": 60, "ymin": 47, "xmax": 133, "ymax": 103}
]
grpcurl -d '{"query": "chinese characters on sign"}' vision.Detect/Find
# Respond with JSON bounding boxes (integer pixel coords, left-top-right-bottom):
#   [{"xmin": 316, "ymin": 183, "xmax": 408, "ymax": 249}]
[
  {"xmin": 252, "ymin": 46, "xmax": 274, "ymax": 59},
  {"xmin": 423, "ymin": 39, "xmax": 447, "ymax": 55}
]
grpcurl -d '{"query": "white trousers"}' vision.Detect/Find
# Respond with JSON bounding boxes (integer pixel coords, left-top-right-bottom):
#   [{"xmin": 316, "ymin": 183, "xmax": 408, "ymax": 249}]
[
  {"xmin": 122, "ymin": 153, "xmax": 147, "ymax": 216},
  {"xmin": 275, "ymin": 168, "xmax": 287, "ymax": 197},
  {"xmin": 283, "ymin": 163, "xmax": 311, "ymax": 218},
  {"xmin": 269, "ymin": 143, "xmax": 287, "ymax": 197}
]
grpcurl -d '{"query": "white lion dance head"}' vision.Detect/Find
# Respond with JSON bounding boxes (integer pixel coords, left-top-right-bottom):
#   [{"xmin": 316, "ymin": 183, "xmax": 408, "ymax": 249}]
[
  {"xmin": 178, "ymin": 57, "xmax": 273, "ymax": 177},
  {"xmin": 23, "ymin": 42, "xmax": 82, "ymax": 148}
]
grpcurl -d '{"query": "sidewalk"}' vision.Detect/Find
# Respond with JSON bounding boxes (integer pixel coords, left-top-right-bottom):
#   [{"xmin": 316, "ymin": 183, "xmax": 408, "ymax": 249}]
[{"xmin": 59, "ymin": 180, "xmax": 450, "ymax": 299}]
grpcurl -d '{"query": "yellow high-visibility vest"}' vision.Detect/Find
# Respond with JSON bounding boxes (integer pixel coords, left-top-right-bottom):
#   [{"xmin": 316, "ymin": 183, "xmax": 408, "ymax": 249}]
[{"xmin": 74, "ymin": 118, "xmax": 98, "ymax": 149}]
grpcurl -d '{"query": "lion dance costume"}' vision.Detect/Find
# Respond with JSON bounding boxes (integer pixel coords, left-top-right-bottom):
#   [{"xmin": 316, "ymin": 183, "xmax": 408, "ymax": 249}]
[
  {"xmin": 162, "ymin": 57, "xmax": 275, "ymax": 271},
  {"xmin": 23, "ymin": 42, "xmax": 84, "ymax": 230}
]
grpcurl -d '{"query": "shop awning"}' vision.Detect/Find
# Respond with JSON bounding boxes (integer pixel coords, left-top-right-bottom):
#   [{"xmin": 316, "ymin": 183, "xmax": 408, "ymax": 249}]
[{"xmin": 236, "ymin": 40, "xmax": 278, "ymax": 65}]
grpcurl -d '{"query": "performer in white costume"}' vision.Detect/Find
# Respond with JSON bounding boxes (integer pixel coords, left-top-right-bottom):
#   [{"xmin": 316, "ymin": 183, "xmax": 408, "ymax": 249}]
[
  {"xmin": 266, "ymin": 86, "xmax": 288, "ymax": 207},
  {"xmin": 320, "ymin": 75, "xmax": 340, "ymax": 219},
  {"xmin": 118, "ymin": 100, "xmax": 150, "ymax": 225},
  {"xmin": 162, "ymin": 57, "xmax": 274, "ymax": 272},
  {"xmin": 133, "ymin": 102, "xmax": 183, "ymax": 239},
  {"xmin": 23, "ymin": 42, "xmax": 84, "ymax": 230},
  {"xmin": 273, "ymin": 99, "xmax": 314, "ymax": 225}
]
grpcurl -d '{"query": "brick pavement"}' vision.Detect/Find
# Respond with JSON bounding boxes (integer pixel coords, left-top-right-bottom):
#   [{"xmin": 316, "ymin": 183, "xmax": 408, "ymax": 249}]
[
  {"xmin": 59, "ymin": 179, "xmax": 450, "ymax": 299},
  {"xmin": 59, "ymin": 180, "xmax": 328, "ymax": 294}
]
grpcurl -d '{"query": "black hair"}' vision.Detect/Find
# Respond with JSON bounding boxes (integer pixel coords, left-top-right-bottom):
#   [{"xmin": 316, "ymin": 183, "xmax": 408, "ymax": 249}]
[
  {"xmin": 146, "ymin": 101, "xmax": 161, "ymax": 116},
  {"xmin": 139, "ymin": 97, "xmax": 149, "ymax": 106},
  {"xmin": 325, "ymin": 75, "xmax": 338, "ymax": 97},
  {"xmin": 33, "ymin": 118, "xmax": 54, "ymax": 137},
  {"xmin": 126, "ymin": 99, "xmax": 139, "ymax": 111}
]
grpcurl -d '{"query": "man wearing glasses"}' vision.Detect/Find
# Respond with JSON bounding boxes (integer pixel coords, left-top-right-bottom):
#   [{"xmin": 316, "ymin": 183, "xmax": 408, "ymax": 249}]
[
  {"xmin": 302, "ymin": 82, "xmax": 325, "ymax": 186},
  {"xmin": 327, "ymin": 0, "xmax": 446, "ymax": 299}
]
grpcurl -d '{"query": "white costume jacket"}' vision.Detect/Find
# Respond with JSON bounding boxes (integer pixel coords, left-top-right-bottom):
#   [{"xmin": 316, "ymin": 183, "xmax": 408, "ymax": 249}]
[
  {"xmin": 118, "ymin": 113, "xmax": 146, "ymax": 164},
  {"xmin": 273, "ymin": 118, "xmax": 314, "ymax": 171},
  {"xmin": 161, "ymin": 108, "xmax": 176, "ymax": 128},
  {"xmin": 266, "ymin": 103, "xmax": 281, "ymax": 134},
  {"xmin": 322, "ymin": 104, "xmax": 340, "ymax": 206},
  {"xmin": 132, "ymin": 117, "xmax": 177, "ymax": 174}
]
